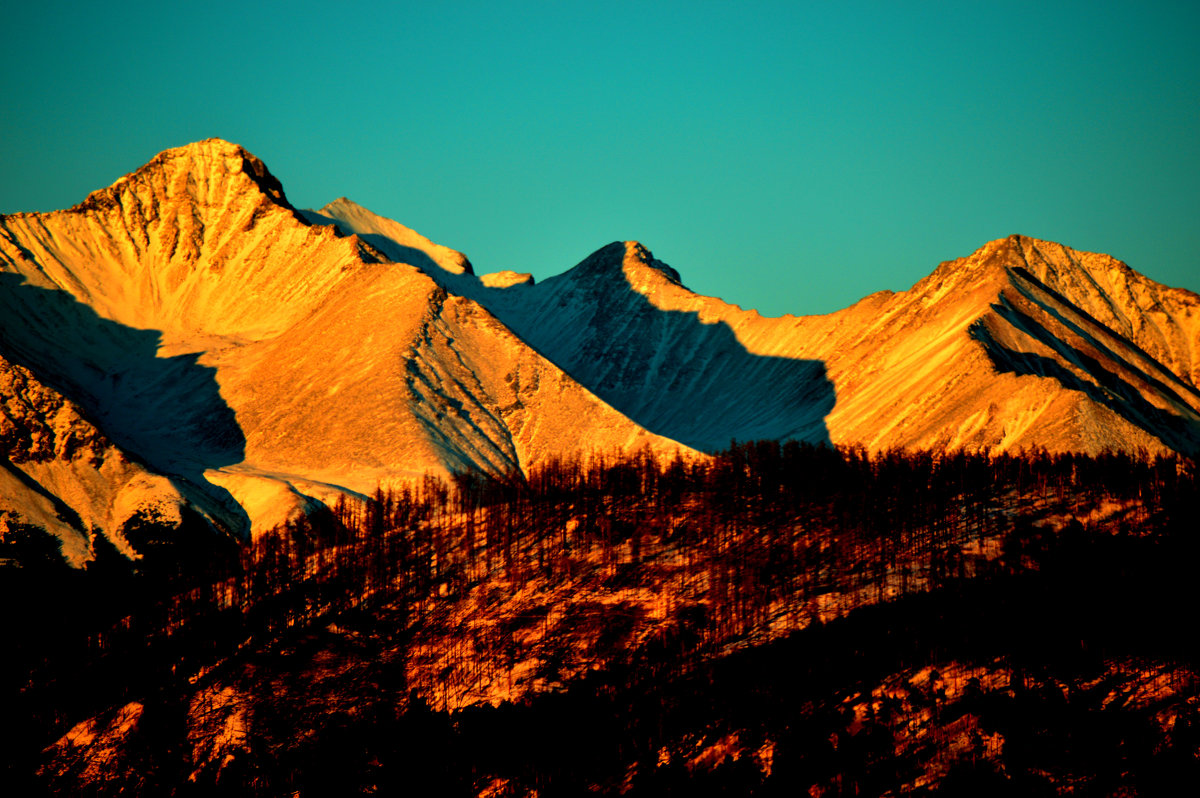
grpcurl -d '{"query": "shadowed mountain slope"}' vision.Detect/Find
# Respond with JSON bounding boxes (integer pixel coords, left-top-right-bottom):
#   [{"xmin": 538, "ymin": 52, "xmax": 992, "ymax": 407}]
[{"xmin": 476, "ymin": 242, "xmax": 835, "ymax": 451}]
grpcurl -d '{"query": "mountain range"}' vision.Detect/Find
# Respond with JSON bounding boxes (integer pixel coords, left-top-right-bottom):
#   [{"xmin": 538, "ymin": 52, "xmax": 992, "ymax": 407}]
[{"xmin": 1, "ymin": 139, "xmax": 1197, "ymax": 564}]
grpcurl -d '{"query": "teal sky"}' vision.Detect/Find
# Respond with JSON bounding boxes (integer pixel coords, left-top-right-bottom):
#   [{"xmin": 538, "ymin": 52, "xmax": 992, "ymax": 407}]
[{"xmin": 2, "ymin": 1, "xmax": 1197, "ymax": 316}]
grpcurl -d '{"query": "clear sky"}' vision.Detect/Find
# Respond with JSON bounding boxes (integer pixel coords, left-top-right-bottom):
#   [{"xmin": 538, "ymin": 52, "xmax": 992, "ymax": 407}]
[{"xmin": 2, "ymin": 0, "xmax": 1197, "ymax": 316}]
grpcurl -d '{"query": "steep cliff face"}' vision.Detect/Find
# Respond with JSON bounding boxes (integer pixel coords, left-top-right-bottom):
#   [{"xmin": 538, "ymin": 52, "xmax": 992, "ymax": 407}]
[
  {"xmin": 994, "ymin": 237, "xmax": 1200, "ymax": 387},
  {"xmin": 208, "ymin": 257, "xmax": 681, "ymax": 498},
  {"xmin": 782, "ymin": 234, "xmax": 1199, "ymax": 455}
]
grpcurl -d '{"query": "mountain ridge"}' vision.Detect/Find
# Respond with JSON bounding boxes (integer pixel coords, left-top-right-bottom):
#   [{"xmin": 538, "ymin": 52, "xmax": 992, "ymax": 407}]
[{"xmin": 1, "ymin": 139, "xmax": 1197, "ymax": 566}]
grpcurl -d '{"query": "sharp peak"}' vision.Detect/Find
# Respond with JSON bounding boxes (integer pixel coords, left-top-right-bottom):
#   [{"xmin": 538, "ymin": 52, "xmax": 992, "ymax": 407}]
[
  {"xmin": 912, "ymin": 233, "xmax": 1191, "ymax": 309},
  {"xmin": 570, "ymin": 240, "xmax": 683, "ymax": 286},
  {"xmin": 570, "ymin": 240, "xmax": 657, "ymax": 265},
  {"xmin": 166, "ymin": 137, "xmax": 255, "ymax": 157},
  {"xmin": 930, "ymin": 234, "xmax": 1109, "ymax": 281},
  {"xmin": 959, "ymin": 233, "xmax": 1051, "ymax": 261},
  {"xmin": 623, "ymin": 240, "xmax": 653, "ymax": 261},
  {"xmin": 970, "ymin": 233, "xmax": 1126, "ymax": 266},
  {"xmin": 322, "ymin": 196, "xmax": 364, "ymax": 211},
  {"xmin": 317, "ymin": 197, "xmax": 415, "ymax": 228},
  {"xmin": 72, "ymin": 137, "xmax": 295, "ymax": 213},
  {"xmin": 306, "ymin": 196, "xmax": 476, "ymax": 276},
  {"xmin": 133, "ymin": 138, "xmax": 272, "ymax": 182},
  {"xmin": 985, "ymin": 233, "xmax": 1073, "ymax": 256}
]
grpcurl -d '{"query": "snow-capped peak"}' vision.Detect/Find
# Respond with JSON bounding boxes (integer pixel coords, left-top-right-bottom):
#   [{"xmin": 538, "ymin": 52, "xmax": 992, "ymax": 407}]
[
  {"xmin": 302, "ymin": 196, "xmax": 474, "ymax": 276},
  {"xmin": 71, "ymin": 138, "xmax": 296, "ymax": 217},
  {"xmin": 557, "ymin": 241, "xmax": 683, "ymax": 291}
]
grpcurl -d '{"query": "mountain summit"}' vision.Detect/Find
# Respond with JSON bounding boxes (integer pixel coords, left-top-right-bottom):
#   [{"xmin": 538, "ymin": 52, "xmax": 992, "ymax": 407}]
[{"xmin": 1, "ymin": 140, "xmax": 1197, "ymax": 565}]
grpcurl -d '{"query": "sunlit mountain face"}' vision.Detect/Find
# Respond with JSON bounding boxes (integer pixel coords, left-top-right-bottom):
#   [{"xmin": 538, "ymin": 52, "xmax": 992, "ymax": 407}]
[{"xmin": 2, "ymin": 141, "xmax": 1198, "ymax": 795}]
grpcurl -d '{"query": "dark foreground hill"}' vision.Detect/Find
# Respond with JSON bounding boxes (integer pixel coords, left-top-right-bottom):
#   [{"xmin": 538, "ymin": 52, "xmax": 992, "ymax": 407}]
[{"xmin": 7, "ymin": 444, "xmax": 1198, "ymax": 795}]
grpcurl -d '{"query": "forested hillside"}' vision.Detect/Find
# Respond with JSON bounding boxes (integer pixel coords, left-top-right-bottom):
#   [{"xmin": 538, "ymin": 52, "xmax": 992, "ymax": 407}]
[{"xmin": 6, "ymin": 443, "xmax": 1198, "ymax": 795}]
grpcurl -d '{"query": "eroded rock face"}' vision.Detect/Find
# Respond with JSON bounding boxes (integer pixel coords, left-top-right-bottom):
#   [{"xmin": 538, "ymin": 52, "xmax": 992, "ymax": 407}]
[
  {"xmin": 0, "ymin": 139, "xmax": 380, "ymax": 345},
  {"xmin": 0, "ymin": 356, "xmax": 108, "ymax": 467},
  {"xmin": 0, "ymin": 352, "xmax": 208, "ymax": 566}
]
